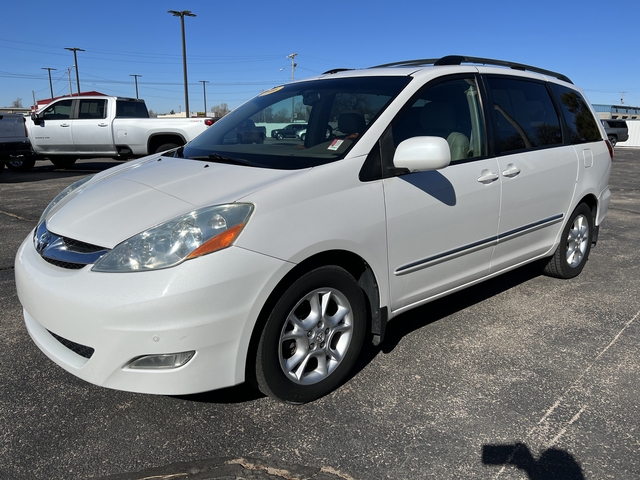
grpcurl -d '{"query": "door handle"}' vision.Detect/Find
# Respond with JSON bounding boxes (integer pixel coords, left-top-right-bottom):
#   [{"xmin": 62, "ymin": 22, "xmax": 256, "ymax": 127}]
[
  {"xmin": 60, "ymin": 123, "xmax": 70, "ymax": 127},
  {"xmin": 98, "ymin": 123, "xmax": 108, "ymax": 127},
  {"xmin": 477, "ymin": 170, "xmax": 499, "ymax": 184},
  {"xmin": 502, "ymin": 163, "xmax": 521, "ymax": 178}
]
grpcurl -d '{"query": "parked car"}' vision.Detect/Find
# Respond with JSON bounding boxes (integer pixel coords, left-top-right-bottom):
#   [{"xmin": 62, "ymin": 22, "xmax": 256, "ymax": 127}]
[
  {"xmin": 601, "ymin": 119, "xmax": 628, "ymax": 146},
  {"xmin": 296, "ymin": 129, "xmax": 306, "ymax": 141},
  {"xmin": 15, "ymin": 55, "xmax": 612, "ymax": 404},
  {"xmin": 271, "ymin": 123, "xmax": 307, "ymax": 140},
  {"xmin": 0, "ymin": 113, "xmax": 35, "ymax": 173}
]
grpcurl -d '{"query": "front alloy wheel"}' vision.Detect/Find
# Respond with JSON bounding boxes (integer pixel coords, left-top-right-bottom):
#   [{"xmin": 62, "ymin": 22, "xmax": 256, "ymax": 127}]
[{"xmin": 256, "ymin": 266, "xmax": 366, "ymax": 403}]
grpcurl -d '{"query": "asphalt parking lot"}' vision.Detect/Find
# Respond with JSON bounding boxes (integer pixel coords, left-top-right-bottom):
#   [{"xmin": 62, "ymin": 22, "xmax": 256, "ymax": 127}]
[{"xmin": 1, "ymin": 150, "xmax": 639, "ymax": 479}]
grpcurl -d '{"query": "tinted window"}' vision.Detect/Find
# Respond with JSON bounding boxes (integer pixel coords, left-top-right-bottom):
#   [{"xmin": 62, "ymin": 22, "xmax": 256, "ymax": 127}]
[
  {"xmin": 550, "ymin": 84, "xmax": 601, "ymax": 144},
  {"xmin": 487, "ymin": 77, "xmax": 562, "ymax": 154},
  {"xmin": 77, "ymin": 99, "xmax": 107, "ymax": 119},
  {"xmin": 116, "ymin": 100, "xmax": 149, "ymax": 118},
  {"xmin": 391, "ymin": 77, "xmax": 486, "ymax": 162},
  {"xmin": 42, "ymin": 100, "xmax": 73, "ymax": 120}
]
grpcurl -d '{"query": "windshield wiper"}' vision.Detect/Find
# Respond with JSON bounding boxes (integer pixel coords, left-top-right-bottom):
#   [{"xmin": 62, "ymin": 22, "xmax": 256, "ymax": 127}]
[{"xmin": 187, "ymin": 153, "xmax": 255, "ymax": 166}]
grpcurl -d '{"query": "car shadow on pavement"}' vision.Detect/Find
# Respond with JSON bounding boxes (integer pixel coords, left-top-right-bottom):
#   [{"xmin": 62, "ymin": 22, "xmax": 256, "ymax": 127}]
[
  {"xmin": 177, "ymin": 262, "xmax": 545, "ymax": 405},
  {"xmin": 482, "ymin": 442, "xmax": 585, "ymax": 479},
  {"xmin": 353, "ymin": 261, "xmax": 545, "ymax": 376}
]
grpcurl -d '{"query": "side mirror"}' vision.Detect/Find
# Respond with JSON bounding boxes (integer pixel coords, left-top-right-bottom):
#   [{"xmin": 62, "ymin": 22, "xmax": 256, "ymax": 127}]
[
  {"xmin": 31, "ymin": 112, "xmax": 42, "ymax": 126},
  {"xmin": 393, "ymin": 136, "xmax": 451, "ymax": 172}
]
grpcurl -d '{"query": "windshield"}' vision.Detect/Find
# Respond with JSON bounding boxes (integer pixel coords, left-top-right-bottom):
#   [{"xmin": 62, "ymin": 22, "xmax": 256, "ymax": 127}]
[{"xmin": 179, "ymin": 76, "xmax": 411, "ymax": 169}]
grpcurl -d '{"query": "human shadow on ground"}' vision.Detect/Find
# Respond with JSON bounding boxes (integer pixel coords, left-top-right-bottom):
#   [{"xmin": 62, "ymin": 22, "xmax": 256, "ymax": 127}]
[{"xmin": 482, "ymin": 442, "xmax": 585, "ymax": 479}]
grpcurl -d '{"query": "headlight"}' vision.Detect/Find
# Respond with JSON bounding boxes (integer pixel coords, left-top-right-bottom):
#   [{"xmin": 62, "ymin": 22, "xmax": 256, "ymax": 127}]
[
  {"xmin": 38, "ymin": 175, "xmax": 94, "ymax": 224},
  {"xmin": 92, "ymin": 203, "xmax": 254, "ymax": 272}
]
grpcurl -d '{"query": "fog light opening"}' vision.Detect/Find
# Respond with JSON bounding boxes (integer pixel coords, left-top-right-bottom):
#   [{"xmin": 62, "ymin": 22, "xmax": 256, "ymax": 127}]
[{"xmin": 126, "ymin": 351, "xmax": 195, "ymax": 370}]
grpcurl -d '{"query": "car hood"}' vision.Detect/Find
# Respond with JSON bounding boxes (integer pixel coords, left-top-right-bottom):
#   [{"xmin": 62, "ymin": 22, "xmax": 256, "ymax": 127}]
[{"xmin": 46, "ymin": 156, "xmax": 308, "ymax": 248}]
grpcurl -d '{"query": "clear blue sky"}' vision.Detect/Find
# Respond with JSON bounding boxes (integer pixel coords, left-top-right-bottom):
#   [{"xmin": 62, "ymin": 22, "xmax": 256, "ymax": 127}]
[{"xmin": 1, "ymin": 0, "xmax": 638, "ymax": 114}]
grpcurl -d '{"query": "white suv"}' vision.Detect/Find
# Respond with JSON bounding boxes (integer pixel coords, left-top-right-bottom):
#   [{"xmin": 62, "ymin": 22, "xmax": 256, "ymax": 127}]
[{"xmin": 15, "ymin": 56, "xmax": 612, "ymax": 403}]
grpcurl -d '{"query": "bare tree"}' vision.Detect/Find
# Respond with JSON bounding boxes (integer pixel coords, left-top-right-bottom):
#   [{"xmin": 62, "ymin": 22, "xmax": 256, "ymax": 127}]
[
  {"xmin": 11, "ymin": 98, "xmax": 23, "ymax": 108},
  {"xmin": 211, "ymin": 103, "xmax": 230, "ymax": 118}
]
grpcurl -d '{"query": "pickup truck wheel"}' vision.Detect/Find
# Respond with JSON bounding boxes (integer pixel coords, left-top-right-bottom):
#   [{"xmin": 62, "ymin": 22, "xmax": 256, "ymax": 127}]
[
  {"xmin": 155, "ymin": 143, "xmax": 179, "ymax": 154},
  {"xmin": 6, "ymin": 158, "xmax": 36, "ymax": 172},
  {"xmin": 608, "ymin": 135, "xmax": 617, "ymax": 147},
  {"xmin": 50, "ymin": 157, "xmax": 77, "ymax": 168}
]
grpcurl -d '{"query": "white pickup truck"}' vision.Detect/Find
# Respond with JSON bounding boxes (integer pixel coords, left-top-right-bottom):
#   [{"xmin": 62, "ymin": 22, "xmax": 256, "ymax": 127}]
[{"xmin": 18, "ymin": 95, "xmax": 214, "ymax": 171}]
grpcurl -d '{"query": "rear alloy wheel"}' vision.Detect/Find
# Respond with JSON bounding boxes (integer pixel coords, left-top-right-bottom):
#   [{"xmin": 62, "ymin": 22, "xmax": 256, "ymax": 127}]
[
  {"xmin": 49, "ymin": 157, "xmax": 77, "ymax": 168},
  {"xmin": 6, "ymin": 158, "xmax": 36, "ymax": 172},
  {"xmin": 544, "ymin": 203, "xmax": 593, "ymax": 279},
  {"xmin": 256, "ymin": 266, "xmax": 366, "ymax": 404}
]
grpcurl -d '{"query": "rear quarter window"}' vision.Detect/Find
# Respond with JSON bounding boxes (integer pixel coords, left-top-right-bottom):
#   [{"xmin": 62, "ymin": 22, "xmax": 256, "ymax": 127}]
[{"xmin": 550, "ymin": 84, "xmax": 601, "ymax": 144}]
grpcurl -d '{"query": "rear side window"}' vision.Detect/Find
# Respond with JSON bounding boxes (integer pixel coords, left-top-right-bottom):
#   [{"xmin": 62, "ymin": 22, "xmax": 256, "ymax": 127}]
[
  {"xmin": 77, "ymin": 99, "xmax": 107, "ymax": 119},
  {"xmin": 550, "ymin": 84, "xmax": 601, "ymax": 144},
  {"xmin": 486, "ymin": 77, "xmax": 562, "ymax": 154},
  {"xmin": 116, "ymin": 100, "xmax": 149, "ymax": 118}
]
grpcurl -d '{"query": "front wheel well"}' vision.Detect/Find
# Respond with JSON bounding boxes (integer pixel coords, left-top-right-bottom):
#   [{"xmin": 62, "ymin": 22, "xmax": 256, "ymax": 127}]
[{"xmin": 245, "ymin": 250, "xmax": 384, "ymax": 385}]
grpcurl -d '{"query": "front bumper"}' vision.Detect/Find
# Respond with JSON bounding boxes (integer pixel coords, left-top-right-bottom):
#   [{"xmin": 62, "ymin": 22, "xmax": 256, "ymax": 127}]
[{"xmin": 15, "ymin": 235, "xmax": 292, "ymax": 395}]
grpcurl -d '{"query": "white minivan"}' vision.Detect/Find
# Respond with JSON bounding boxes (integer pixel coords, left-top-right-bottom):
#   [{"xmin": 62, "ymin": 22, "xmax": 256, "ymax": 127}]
[{"xmin": 15, "ymin": 56, "xmax": 612, "ymax": 403}]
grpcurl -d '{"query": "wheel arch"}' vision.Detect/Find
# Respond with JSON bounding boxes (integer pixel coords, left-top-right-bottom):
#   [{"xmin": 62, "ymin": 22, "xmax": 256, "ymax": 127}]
[
  {"xmin": 147, "ymin": 133, "xmax": 187, "ymax": 154},
  {"xmin": 244, "ymin": 249, "xmax": 385, "ymax": 385}
]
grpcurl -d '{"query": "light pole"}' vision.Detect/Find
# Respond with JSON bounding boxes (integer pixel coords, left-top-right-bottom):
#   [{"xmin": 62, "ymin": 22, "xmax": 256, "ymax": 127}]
[
  {"xmin": 130, "ymin": 74, "xmax": 142, "ymax": 99},
  {"xmin": 65, "ymin": 47, "xmax": 85, "ymax": 95},
  {"xmin": 168, "ymin": 9, "xmax": 196, "ymax": 117},
  {"xmin": 41, "ymin": 68, "xmax": 56, "ymax": 99},
  {"xmin": 199, "ymin": 80, "xmax": 208, "ymax": 114},
  {"xmin": 286, "ymin": 53, "xmax": 298, "ymax": 121}
]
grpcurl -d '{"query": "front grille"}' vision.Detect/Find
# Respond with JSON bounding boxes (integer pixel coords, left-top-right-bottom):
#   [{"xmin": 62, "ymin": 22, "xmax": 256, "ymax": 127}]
[
  {"xmin": 63, "ymin": 237, "xmax": 106, "ymax": 254},
  {"xmin": 42, "ymin": 257, "xmax": 86, "ymax": 270},
  {"xmin": 48, "ymin": 330, "xmax": 95, "ymax": 359}
]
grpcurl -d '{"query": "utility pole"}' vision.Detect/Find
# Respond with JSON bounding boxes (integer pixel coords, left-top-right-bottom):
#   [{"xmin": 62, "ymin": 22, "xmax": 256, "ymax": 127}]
[
  {"xmin": 67, "ymin": 66, "xmax": 74, "ymax": 95},
  {"xmin": 41, "ymin": 68, "xmax": 57, "ymax": 99},
  {"xmin": 286, "ymin": 53, "xmax": 298, "ymax": 121},
  {"xmin": 168, "ymin": 10, "xmax": 196, "ymax": 117},
  {"xmin": 65, "ymin": 47, "xmax": 85, "ymax": 95},
  {"xmin": 199, "ymin": 80, "xmax": 209, "ymax": 114},
  {"xmin": 130, "ymin": 74, "xmax": 142, "ymax": 99}
]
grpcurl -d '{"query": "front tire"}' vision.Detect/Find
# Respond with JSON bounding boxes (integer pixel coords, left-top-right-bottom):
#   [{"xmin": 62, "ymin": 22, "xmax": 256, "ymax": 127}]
[
  {"xmin": 544, "ymin": 203, "xmax": 593, "ymax": 279},
  {"xmin": 49, "ymin": 156, "xmax": 77, "ymax": 168},
  {"xmin": 256, "ymin": 266, "xmax": 366, "ymax": 404}
]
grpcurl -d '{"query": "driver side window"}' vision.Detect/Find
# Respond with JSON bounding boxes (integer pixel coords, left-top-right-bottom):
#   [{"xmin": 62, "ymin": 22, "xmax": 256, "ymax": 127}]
[
  {"xmin": 392, "ymin": 77, "xmax": 486, "ymax": 162},
  {"xmin": 43, "ymin": 100, "xmax": 73, "ymax": 120}
]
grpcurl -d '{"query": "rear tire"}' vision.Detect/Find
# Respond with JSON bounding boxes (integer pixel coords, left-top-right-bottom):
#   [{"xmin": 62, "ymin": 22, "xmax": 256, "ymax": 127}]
[
  {"xmin": 544, "ymin": 203, "xmax": 593, "ymax": 279},
  {"xmin": 6, "ymin": 158, "xmax": 36, "ymax": 172},
  {"xmin": 155, "ymin": 143, "xmax": 179, "ymax": 154},
  {"xmin": 255, "ymin": 266, "xmax": 366, "ymax": 404}
]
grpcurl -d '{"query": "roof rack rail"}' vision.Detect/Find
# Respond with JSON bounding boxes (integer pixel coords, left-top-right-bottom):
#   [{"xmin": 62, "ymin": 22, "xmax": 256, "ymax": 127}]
[
  {"xmin": 371, "ymin": 55, "xmax": 572, "ymax": 84},
  {"xmin": 322, "ymin": 68, "xmax": 353, "ymax": 75}
]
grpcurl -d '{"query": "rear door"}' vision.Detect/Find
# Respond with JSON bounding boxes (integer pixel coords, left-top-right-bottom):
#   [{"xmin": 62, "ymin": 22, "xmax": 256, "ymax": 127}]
[
  {"xmin": 484, "ymin": 76, "xmax": 578, "ymax": 272},
  {"xmin": 71, "ymin": 99, "xmax": 115, "ymax": 154}
]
